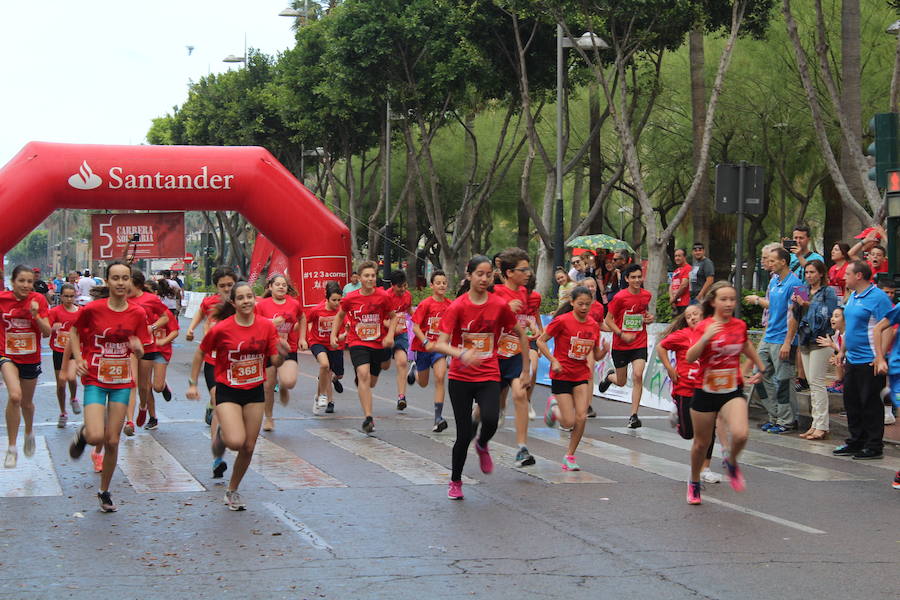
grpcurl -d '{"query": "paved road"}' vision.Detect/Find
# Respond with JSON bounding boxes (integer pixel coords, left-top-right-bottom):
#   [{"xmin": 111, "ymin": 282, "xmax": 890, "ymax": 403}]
[{"xmin": 1, "ymin": 319, "xmax": 898, "ymax": 599}]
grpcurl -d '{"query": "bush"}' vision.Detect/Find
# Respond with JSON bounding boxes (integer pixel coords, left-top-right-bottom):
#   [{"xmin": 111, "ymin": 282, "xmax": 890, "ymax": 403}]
[{"xmin": 656, "ymin": 285, "xmax": 765, "ymax": 330}]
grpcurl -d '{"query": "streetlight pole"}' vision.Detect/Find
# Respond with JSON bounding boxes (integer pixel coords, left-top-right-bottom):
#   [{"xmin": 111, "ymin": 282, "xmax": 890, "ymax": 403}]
[
  {"xmin": 384, "ymin": 100, "xmax": 392, "ymax": 285},
  {"xmin": 554, "ymin": 25, "xmax": 565, "ymax": 274}
]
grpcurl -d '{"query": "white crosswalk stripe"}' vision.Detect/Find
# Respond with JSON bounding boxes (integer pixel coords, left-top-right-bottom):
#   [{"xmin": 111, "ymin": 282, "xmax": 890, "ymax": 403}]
[
  {"xmin": 252, "ymin": 437, "xmax": 346, "ymax": 489},
  {"xmin": 748, "ymin": 430, "xmax": 900, "ymax": 471},
  {"xmin": 118, "ymin": 434, "xmax": 205, "ymax": 493},
  {"xmin": 0, "ymin": 436, "xmax": 63, "ymax": 497}
]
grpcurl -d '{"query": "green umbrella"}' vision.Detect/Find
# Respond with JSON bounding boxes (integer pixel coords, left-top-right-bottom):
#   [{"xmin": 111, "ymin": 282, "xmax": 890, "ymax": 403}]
[{"xmin": 568, "ymin": 234, "xmax": 635, "ymax": 254}]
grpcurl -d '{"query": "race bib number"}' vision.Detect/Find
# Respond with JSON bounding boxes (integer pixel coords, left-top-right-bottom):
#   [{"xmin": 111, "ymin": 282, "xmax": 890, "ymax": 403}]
[
  {"xmin": 228, "ymin": 357, "xmax": 264, "ymax": 386},
  {"xmin": 396, "ymin": 316, "xmax": 407, "ymax": 333},
  {"xmin": 6, "ymin": 332, "xmax": 36, "ymax": 355},
  {"xmin": 567, "ymin": 336, "xmax": 594, "ymax": 361},
  {"xmin": 426, "ymin": 316, "xmax": 441, "ymax": 337},
  {"xmin": 622, "ymin": 312, "xmax": 643, "ymax": 332},
  {"xmin": 98, "ymin": 357, "xmax": 131, "ymax": 385},
  {"xmin": 153, "ymin": 328, "xmax": 166, "ymax": 341},
  {"xmin": 461, "ymin": 332, "xmax": 493, "ymax": 359},
  {"xmin": 54, "ymin": 331, "xmax": 70, "ymax": 351},
  {"xmin": 318, "ymin": 316, "xmax": 335, "ymax": 337},
  {"xmin": 356, "ymin": 321, "xmax": 380, "ymax": 341},
  {"xmin": 702, "ymin": 368, "xmax": 738, "ymax": 394},
  {"xmin": 497, "ymin": 333, "xmax": 520, "ymax": 358}
]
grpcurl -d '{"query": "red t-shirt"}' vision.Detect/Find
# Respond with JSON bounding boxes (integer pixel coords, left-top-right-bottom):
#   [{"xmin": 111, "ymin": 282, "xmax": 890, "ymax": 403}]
[
  {"xmin": 388, "ymin": 289, "xmax": 412, "ymax": 334},
  {"xmin": 524, "ymin": 290, "xmax": 543, "ymax": 340},
  {"xmin": 670, "ymin": 264, "xmax": 692, "ymax": 307},
  {"xmin": 607, "ymin": 288, "xmax": 653, "ymax": 350},
  {"xmin": 130, "ymin": 292, "xmax": 169, "ymax": 354},
  {"xmin": 0, "ymin": 291, "xmax": 50, "ymax": 364},
  {"xmin": 545, "ymin": 311, "xmax": 601, "ymax": 382},
  {"xmin": 868, "ymin": 259, "xmax": 889, "ymax": 275},
  {"xmin": 255, "ymin": 295, "xmax": 303, "ymax": 352},
  {"xmin": 658, "ymin": 327, "xmax": 701, "ymax": 398},
  {"xmin": 200, "ymin": 315, "xmax": 280, "ymax": 390},
  {"xmin": 493, "ymin": 284, "xmax": 530, "ymax": 357},
  {"xmin": 340, "ymin": 288, "xmax": 394, "ymax": 349},
  {"xmin": 74, "ymin": 299, "xmax": 152, "ymax": 389},
  {"xmin": 439, "ymin": 293, "xmax": 517, "ymax": 382},
  {"xmin": 411, "ymin": 296, "xmax": 452, "ymax": 352},
  {"xmin": 828, "ymin": 262, "xmax": 848, "ymax": 298},
  {"xmin": 589, "ymin": 301, "xmax": 605, "ymax": 325},
  {"xmin": 155, "ymin": 314, "xmax": 180, "ymax": 362},
  {"xmin": 199, "ymin": 294, "xmax": 227, "ymax": 365},
  {"xmin": 49, "ymin": 305, "xmax": 80, "ymax": 353},
  {"xmin": 306, "ymin": 301, "xmax": 339, "ymax": 347},
  {"xmin": 694, "ymin": 316, "xmax": 747, "ymax": 394}
]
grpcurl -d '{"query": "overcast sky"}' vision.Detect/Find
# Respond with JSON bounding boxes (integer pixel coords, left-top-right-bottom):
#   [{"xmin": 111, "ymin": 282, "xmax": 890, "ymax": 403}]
[{"xmin": 0, "ymin": 0, "xmax": 299, "ymax": 166}]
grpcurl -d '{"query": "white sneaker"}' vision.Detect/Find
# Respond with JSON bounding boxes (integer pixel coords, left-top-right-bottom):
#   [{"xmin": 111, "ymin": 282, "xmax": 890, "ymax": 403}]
[
  {"xmin": 4, "ymin": 448, "xmax": 17, "ymax": 468},
  {"xmin": 700, "ymin": 469, "xmax": 722, "ymax": 484},
  {"xmin": 23, "ymin": 433, "xmax": 35, "ymax": 458},
  {"xmin": 528, "ymin": 404, "xmax": 536, "ymax": 419},
  {"xmin": 886, "ymin": 406, "xmax": 897, "ymax": 425},
  {"xmin": 668, "ymin": 410, "xmax": 678, "ymax": 429},
  {"xmin": 313, "ymin": 395, "xmax": 328, "ymax": 415}
]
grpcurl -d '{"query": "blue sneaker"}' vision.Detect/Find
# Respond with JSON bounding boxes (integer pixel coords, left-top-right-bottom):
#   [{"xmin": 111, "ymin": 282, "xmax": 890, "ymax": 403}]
[
  {"xmin": 759, "ymin": 421, "xmax": 774, "ymax": 431},
  {"xmin": 212, "ymin": 457, "xmax": 228, "ymax": 479},
  {"xmin": 767, "ymin": 424, "xmax": 789, "ymax": 434}
]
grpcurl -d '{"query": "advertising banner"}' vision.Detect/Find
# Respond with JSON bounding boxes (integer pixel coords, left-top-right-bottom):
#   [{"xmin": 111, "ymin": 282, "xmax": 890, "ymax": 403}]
[
  {"xmin": 299, "ymin": 256, "xmax": 349, "ymax": 307},
  {"xmin": 91, "ymin": 212, "xmax": 185, "ymax": 261}
]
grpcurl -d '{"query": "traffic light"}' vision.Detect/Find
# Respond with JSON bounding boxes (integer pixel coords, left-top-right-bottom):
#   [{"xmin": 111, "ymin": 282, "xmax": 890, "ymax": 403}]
[{"xmin": 867, "ymin": 112, "xmax": 900, "ymax": 189}]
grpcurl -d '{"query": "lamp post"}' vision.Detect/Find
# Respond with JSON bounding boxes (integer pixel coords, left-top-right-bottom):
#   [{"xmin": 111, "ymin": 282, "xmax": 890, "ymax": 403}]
[{"xmin": 223, "ymin": 33, "xmax": 247, "ymax": 68}]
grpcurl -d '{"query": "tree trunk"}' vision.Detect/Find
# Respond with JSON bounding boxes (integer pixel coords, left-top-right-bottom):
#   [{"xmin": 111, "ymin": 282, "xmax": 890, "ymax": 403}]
[
  {"xmin": 689, "ymin": 24, "xmax": 710, "ymax": 249},
  {"xmin": 822, "ymin": 177, "xmax": 844, "ymax": 254},
  {"xmin": 588, "ymin": 81, "xmax": 604, "ymax": 234},
  {"xmin": 404, "ymin": 174, "xmax": 417, "ymax": 287},
  {"xmin": 518, "ymin": 140, "xmax": 536, "ymax": 251},
  {"xmin": 839, "ymin": 0, "xmax": 863, "ymax": 238}
]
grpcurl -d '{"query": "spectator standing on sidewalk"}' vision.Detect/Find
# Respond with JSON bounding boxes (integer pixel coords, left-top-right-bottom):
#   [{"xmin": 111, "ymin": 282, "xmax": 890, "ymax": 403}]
[
  {"xmin": 669, "ymin": 248, "xmax": 692, "ymax": 316},
  {"xmin": 689, "ymin": 243, "xmax": 714, "ymax": 304},
  {"xmin": 788, "ymin": 226, "xmax": 824, "ymax": 283}
]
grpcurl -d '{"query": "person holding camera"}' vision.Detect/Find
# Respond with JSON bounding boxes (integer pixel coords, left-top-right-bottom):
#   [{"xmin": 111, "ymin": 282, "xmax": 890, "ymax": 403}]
[{"xmin": 787, "ymin": 226, "xmax": 824, "ymax": 283}]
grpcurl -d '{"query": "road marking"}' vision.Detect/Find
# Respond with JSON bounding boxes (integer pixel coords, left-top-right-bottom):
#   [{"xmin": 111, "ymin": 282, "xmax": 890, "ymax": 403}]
[
  {"xmin": 253, "ymin": 437, "xmax": 346, "ymax": 489},
  {"xmin": 118, "ymin": 435, "xmax": 205, "ymax": 493},
  {"xmin": 309, "ymin": 428, "xmax": 475, "ymax": 485},
  {"xmin": 749, "ymin": 430, "xmax": 900, "ymax": 472},
  {"xmin": 298, "ymin": 369, "xmax": 435, "ymax": 418},
  {"xmin": 0, "ymin": 436, "xmax": 63, "ymax": 497},
  {"xmin": 605, "ymin": 427, "xmax": 871, "ymax": 482},
  {"xmin": 528, "ymin": 427, "xmax": 826, "ymax": 535},
  {"xmin": 264, "ymin": 501, "xmax": 336, "ymax": 556},
  {"xmin": 420, "ymin": 431, "xmax": 615, "ymax": 484}
]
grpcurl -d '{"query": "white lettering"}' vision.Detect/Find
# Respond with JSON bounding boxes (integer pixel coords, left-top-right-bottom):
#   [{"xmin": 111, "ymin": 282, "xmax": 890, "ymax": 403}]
[
  {"xmin": 103, "ymin": 165, "xmax": 234, "ymax": 191},
  {"xmin": 109, "ymin": 166, "xmax": 123, "ymax": 189}
]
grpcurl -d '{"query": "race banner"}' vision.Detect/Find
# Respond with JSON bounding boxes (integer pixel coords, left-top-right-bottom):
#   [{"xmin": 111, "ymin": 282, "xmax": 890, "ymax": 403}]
[
  {"xmin": 91, "ymin": 212, "xmax": 185, "ymax": 260},
  {"xmin": 299, "ymin": 256, "xmax": 349, "ymax": 307}
]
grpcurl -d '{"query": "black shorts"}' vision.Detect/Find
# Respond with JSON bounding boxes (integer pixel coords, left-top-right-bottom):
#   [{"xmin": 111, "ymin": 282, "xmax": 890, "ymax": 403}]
[
  {"xmin": 215, "ymin": 383, "xmax": 264, "ymax": 406},
  {"xmin": 528, "ymin": 340, "xmax": 538, "ymax": 352},
  {"xmin": 691, "ymin": 386, "xmax": 745, "ymax": 413},
  {"xmin": 141, "ymin": 351, "xmax": 162, "ymax": 362},
  {"xmin": 285, "ymin": 352, "xmax": 298, "ymax": 363},
  {"xmin": 311, "ymin": 344, "xmax": 345, "ymax": 377},
  {"xmin": 611, "ymin": 347, "xmax": 648, "ymax": 369},
  {"xmin": 204, "ymin": 362, "xmax": 216, "ymax": 391},
  {"xmin": 350, "ymin": 346, "xmax": 390, "ymax": 377},
  {"xmin": 551, "ymin": 379, "xmax": 589, "ymax": 395},
  {"xmin": 499, "ymin": 354, "xmax": 523, "ymax": 389},
  {"xmin": 0, "ymin": 357, "xmax": 42, "ymax": 380},
  {"xmin": 53, "ymin": 350, "xmax": 65, "ymax": 372}
]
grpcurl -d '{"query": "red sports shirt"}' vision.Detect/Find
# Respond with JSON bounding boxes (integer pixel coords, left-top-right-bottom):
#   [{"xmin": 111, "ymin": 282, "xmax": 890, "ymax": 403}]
[
  {"xmin": 411, "ymin": 296, "xmax": 452, "ymax": 352},
  {"xmin": 49, "ymin": 305, "xmax": 80, "ymax": 353},
  {"xmin": 199, "ymin": 294, "xmax": 227, "ymax": 365},
  {"xmin": 439, "ymin": 293, "xmax": 517, "ymax": 382},
  {"xmin": 340, "ymin": 288, "xmax": 394, "ymax": 349},
  {"xmin": 545, "ymin": 311, "xmax": 601, "ymax": 382},
  {"xmin": 155, "ymin": 314, "xmax": 180, "ymax": 362},
  {"xmin": 670, "ymin": 264, "xmax": 692, "ymax": 307},
  {"xmin": 694, "ymin": 316, "xmax": 747, "ymax": 394},
  {"xmin": 255, "ymin": 295, "xmax": 303, "ymax": 352},
  {"xmin": 388, "ymin": 289, "xmax": 412, "ymax": 334},
  {"xmin": 658, "ymin": 327, "xmax": 701, "ymax": 398},
  {"xmin": 200, "ymin": 315, "xmax": 280, "ymax": 390},
  {"xmin": 0, "ymin": 291, "xmax": 50, "ymax": 364},
  {"xmin": 74, "ymin": 299, "xmax": 152, "ymax": 389},
  {"xmin": 589, "ymin": 301, "xmax": 605, "ymax": 326},
  {"xmin": 130, "ymin": 292, "xmax": 169, "ymax": 354},
  {"xmin": 306, "ymin": 301, "xmax": 340, "ymax": 347},
  {"xmin": 524, "ymin": 290, "xmax": 543, "ymax": 340},
  {"xmin": 493, "ymin": 284, "xmax": 530, "ymax": 358},
  {"xmin": 607, "ymin": 288, "xmax": 653, "ymax": 351}
]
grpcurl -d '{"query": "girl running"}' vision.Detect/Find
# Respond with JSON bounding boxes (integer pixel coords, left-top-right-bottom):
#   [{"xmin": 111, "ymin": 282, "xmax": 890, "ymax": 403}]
[
  {"xmin": 523, "ymin": 275, "xmax": 544, "ymax": 419},
  {"xmin": 656, "ymin": 304, "xmax": 721, "ymax": 483},
  {"xmin": 305, "ymin": 281, "xmax": 346, "ymax": 415},
  {"xmin": 410, "ymin": 270, "xmax": 452, "ymax": 432},
  {"xmin": 1, "ymin": 265, "xmax": 51, "ymax": 468},
  {"xmin": 538, "ymin": 286, "xmax": 608, "ymax": 470},
  {"xmin": 431, "ymin": 255, "xmax": 529, "ymax": 500},
  {"xmin": 684, "ymin": 281, "xmax": 765, "ymax": 505},
  {"xmin": 582, "ymin": 275, "xmax": 605, "ymax": 418},
  {"xmin": 150, "ymin": 285, "xmax": 180, "ymax": 406},
  {"xmin": 67, "ymin": 261, "xmax": 151, "ymax": 511},
  {"xmin": 49, "ymin": 283, "xmax": 81, "ymax": 429},
  {"xmin": 256, "ymin": 273, "xmax": 303, "ymax": 431},
  {"xmin": 127, "ymin": 271, "xmax": 170, "ymax": 433},
  {"xmin": 186, "ymin": 281, "xmax": 287, "ymax": 511}
]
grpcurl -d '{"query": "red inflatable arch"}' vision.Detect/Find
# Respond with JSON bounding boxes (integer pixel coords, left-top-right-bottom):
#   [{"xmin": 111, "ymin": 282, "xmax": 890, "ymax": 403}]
[{"xmin": 0, "ymin": 142, "xmax": 350, "ymax": 306}]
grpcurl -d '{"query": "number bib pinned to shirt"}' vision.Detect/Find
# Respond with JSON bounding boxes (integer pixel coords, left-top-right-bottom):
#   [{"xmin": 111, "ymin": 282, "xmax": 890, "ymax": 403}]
[
  {"xmin": 356, "ymin": 321, "xmax": 380, "ymax": 341},
  {"xmin": 497, "ymin": 333, "xmax": 520, "ymax": 357},
  {"xmin": 702, "ymin": 368, "xmax": 738, "ymax": 394},
  {"xmin": 6, "ymin": 332, "xmax": 36, "ymax": 355},
  {"xmin": 622, "ymin": 312, "xmax": 643, "ymax": 332},
  {"xmin": 426, "ymin": 316, "xmax": 441, "ymax": 337},
  {"xmin": 54, "ymin": 331, "xmax": 70, "ymax": 352},
  {"xmin": 318, "ymin": 316, "xmax": 335, "ymax": 338},
  {"xmin": 228, "ymin": 357, "xmax": 264, "ymax": 386},
  {"xmin": 461, "ymin": 332, "xmax": 493, "ymax": 359},
  {"xmin": 98, "ymin": 357, "xmax": 132, "ymax": 385},
  {"xmin": 567, "ymin": 336, "xmax": 594, "ymax": 361}
]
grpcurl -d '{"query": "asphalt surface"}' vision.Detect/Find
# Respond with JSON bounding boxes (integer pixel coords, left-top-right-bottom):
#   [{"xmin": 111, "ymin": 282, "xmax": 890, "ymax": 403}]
[{"xmin": 1, "ymin": 318, "xmax": 898, "ymax": 599}]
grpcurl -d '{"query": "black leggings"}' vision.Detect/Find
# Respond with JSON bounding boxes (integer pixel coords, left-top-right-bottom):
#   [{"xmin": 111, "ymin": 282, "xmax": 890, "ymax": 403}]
[
  {"xmin": 449, "ymin": 379, "xmax": 500, "ymax": 481},
  {"xmin": 673, "ymin": 393, "xmax": 715, "ymax": 460}
]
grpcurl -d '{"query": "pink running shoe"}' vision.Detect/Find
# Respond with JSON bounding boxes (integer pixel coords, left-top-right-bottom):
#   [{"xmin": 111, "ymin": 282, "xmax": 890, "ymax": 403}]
[
  {"xmin": 136, "ymin": 407, "xmax": 147, "ymax": 428},
  {"xmin": 475, "ymin": 441, "xmax": 493, "ymax": 474},
  {"xmin": 544, "ymin": 395, "xmax": 558, "ymax": 428},
  {"xmin": 722, "ymin": 458, "xmax": 746, "ymax": 492},
  {"xmin": 686, "ymin": 481, "xmax": 702, "ymax": 505},
  {"xmin": 447, "ymin": 480, "xmax": 464, "ymax": 500}
]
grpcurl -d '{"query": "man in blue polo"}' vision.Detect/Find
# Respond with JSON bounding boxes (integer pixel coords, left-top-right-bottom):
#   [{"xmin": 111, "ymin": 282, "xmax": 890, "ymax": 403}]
[
  {"xmin": 835, "ymin": 260, "xmax": 892, "ymax": 460},
  {"xmin": 788, "ymin": 225, "xmax": 824, "ymax": 282},
  {"xmin": 745, "ymin": 246, "xmax": 801, "ymax": 433}
]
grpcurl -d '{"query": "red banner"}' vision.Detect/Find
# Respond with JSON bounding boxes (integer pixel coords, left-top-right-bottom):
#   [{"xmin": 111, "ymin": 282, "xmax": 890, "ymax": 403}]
[
  {"xmin": 299, "ymin": 256, "xmax": 349, "ymax": 307},
  {"xmin": 91, "ymin": 212, "xmax": 185, "ymax": 261}
]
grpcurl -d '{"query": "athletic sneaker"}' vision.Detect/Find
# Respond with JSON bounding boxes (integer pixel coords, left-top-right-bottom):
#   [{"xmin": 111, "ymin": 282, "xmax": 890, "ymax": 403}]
[
  {"xmin": 69, "ymin": 426, "xmax": 87, "ymax": 459},
  {"xmin": 326, "ymin": 402, "xmax": 335, "ymax": 414},
  {"xmin": 57, "ymin": 413, "xmax": 68, "ymax": 428},
  {"xmin": 562, "ymin": 455, "xmax": 581, "ymax": 471},
  {"xmin": 23, "ymin": 432, "xmax": 35, "ymax": 457},
  {"xmin": 447, "ymin": 480, "xmax": 464, "ymax": 500},
  {"xmin": 597, "ymin": 370, "xmax": 615, "ymax": 393},
  {"xmin": 70, "ymin": 398, "xmax": 81, "ymax": 415},
  {"xmin": 97, "ymin": 491, "xmax": 117, "ymax": 513},
  {"xmin": 587, "ymin": 405, "xmax": 596, "ymax": 418},
  {"xmin": 885, "ymin": 405, "xmax": 896, "ymax": 425},
  {"xmin": 722, "ymin": 458, "xmax": 746, "ymax": 492},
  {"xmin": 361, "ymin": 416, "xmax": 375, "ymax": 433},
  {"xmin": 627, "ymin": 414, "xmax": 642, "ymax": 429},
  {"xmin": 314, "ymin": 395, "xmax": 328, "ymax": 416},
  {"xmin": 213, "ymin": 457, "xmax": 228, "ymax": 479},
  {"xmin": 406, "ymin": 362, "xmax": 416, "ymax": 385},
  {"xmin": 759, "ymin": 421, "xmax": 774, "ymax": 431},
  {"xmin": 767, "ymin": 424, "xmax": 789, "ymax": 434},
  {"xmin": 4, "ymin": 448, "xmax": 17, "ymax": 468},
  {"xmin": 515, "ymin": 447, "xmax": 536, "ymax": 467},
  {"xmin": 397, "ymin": 395, "xmax": 407, "ymax": 411},
  {"xmin": 826, "ymin": 381, "xmax": 843, "ymax": 394},
  {"xmin": 433, "ymin": 419, "xmax": 448, "ymax": 433},
  {"xmin": 144, "ymin": 417, "xmax": 158, "ymax": 431},
  {"xmin": 475, "ymin": 441, "xmax": 493, "ymax": 474},
  {"xmin": 793, "ymin": 378, "xmax": 809, "ymax": 392},
  {"xmin": 333, "ymin": 378, "xmax": 343, "ymax": 394},
  {"xmin": 91, "ymin": 449, "xmax": 104, "ymax": 473},
  {"xmin": 700, "ymin": 469, "xmax": 722, "ymax": 484},
  {"xmin": 668, "ymin": 410, "xmax": 679, "ymax": 429},
  {"xmin": 544, "ymin": 395, "xmax": 558, "ymax": 427},
  {"xmin": 162, "ymin": 385, "xmax": 172, "ymax": 402},
  {"xmin": 204, "ymin": 406, "xmax": 213, "ymax": 426},
  {"xmin": 892, "ymin": 471, "xmax": 900, "ymax": 490},
  {"xmin": 528, "ymin": 403, "xmax": 537, "ymax": 419},
  {"xmin": 224, "ymin": 489, "xmax": 246, "ymax": 511},
  {"xmin": 686, "ymin": 481, "xmax": 702, "ymax": 505},
  {"xmin": 136, "ymin": 407, "xmax": 147, "ymax": 428},
  {"xmin": 123, "ymin": 421, "xmax": 135, "ymax": 437}
]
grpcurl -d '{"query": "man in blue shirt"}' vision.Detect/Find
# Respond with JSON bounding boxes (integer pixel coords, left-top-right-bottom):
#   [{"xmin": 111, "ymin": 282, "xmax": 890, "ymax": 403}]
[
  {"xmin": 788, "ymin": 225, "xmax": 824, "ymax": 282},
  {"xmin": 745, "ymin": 247, "xmax": 802, "ymax": 433},
  {"xmin": 837, "ymin": 261, "xmax": 892, "ymax": 460}
]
